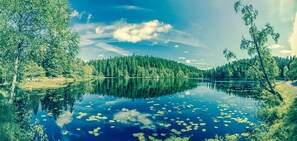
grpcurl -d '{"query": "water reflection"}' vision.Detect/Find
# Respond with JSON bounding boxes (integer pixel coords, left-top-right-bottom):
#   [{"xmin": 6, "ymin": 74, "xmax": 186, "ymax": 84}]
[
  {"xmin": 0, "ymin": 79, "xmax": 260, "ymax": 141},
  {"xmin": 205, "ymin": 81, "xmax": 261, "ymax": 99}
]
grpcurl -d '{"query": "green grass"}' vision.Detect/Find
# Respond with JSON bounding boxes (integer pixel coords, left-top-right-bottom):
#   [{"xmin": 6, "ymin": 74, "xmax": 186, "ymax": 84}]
[
  {"xmin": 19, "ymin": 77, "xmax": 97, "ymax": 90},
  {"xmin": 19, "ymin": 77, "xmax": 73, "ymax": 90}
]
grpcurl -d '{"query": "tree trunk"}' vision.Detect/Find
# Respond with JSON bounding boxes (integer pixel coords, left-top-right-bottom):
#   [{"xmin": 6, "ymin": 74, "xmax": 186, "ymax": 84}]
[
  {"xmin": 9, "ymin": 54, "xmax": 19, "ymax": 103},
  {"xmin": 251, "ymin": 26, "xmax": 283, "ymax": 101}
]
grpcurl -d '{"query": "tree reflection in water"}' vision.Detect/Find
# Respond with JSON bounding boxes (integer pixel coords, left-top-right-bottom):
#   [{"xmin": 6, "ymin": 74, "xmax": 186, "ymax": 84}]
[{"xmin": 0, "ymin": 79, "xmax": 260, "ymax": 140}]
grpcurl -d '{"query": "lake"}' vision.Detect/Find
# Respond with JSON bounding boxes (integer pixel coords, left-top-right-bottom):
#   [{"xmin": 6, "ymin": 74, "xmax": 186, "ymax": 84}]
[{"xmin": 7, "ymin": 79, "xmax": 261, "ymax": 141}]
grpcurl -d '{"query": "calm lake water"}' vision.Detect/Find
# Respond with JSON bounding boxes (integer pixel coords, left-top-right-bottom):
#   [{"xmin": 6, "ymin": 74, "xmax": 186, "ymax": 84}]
[{"xmin": 12, "ymin": 79, "xmax": 260, "ymax": 141}]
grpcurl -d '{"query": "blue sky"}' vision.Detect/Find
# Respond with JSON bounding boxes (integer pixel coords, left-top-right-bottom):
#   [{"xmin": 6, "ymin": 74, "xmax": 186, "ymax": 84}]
[{"xmin": 68, "ymin": 0, "xmax": 297, "ymax": 69}]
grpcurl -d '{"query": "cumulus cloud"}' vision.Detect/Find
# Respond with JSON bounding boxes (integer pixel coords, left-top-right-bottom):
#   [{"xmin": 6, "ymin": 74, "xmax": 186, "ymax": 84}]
[
  {"xmin": 72, "ymin": 20, "xmax": 205, "ymax": 60},
  {"xmin": 113, "ymin": 20, "xmax": 172, "ymax": 43},
  {"xmin": 113, "ymin": 109, "xmax": 155, "ymax": 130},
  {"xmin": 268, "ymin": 44, "xmax": 285, "ymax": 49},
  {"xmin": 289, "ymin": 13, "xmax": 297, "ymax": 56},
  {"xmin": 72, "ymin": 21, "xmax": 204, "ymax": 49}
]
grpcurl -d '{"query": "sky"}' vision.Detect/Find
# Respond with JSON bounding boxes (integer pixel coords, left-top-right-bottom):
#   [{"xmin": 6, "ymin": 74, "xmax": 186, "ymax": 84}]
[{"xmin": 68, "ymin": 0, "xmax": 297, "ymax": 69}]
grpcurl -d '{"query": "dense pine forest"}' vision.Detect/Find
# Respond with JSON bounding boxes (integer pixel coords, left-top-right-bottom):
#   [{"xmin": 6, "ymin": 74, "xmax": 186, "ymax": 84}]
[
  {"xmin": 88, "ymin": 55, "xmax": 204, "ymax": 78},
  {"xmin": 205, "ymin": 56, "xmax": 297, "ymax": 81}
]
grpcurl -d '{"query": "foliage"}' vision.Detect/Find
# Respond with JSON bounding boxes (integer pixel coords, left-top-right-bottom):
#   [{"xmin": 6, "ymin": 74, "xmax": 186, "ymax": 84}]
[
  {"xmin": 68, "ymin": 58, "xmax": 95, "ymax": 79},
  {"xmin": 89, "ymin": 55, "xmax": 204, "ymax": 78},
  {"xmin": 0, "ymin": 0, "xmax": 79, "ymax": 94},
  {"xmin": 287, "ymin": 58, "xmax": 297, "ymax": 81},
  {"xmin": 206, "ymin": 56, "xmax": 296, "ymax": 81},
  {"xmin": 223, "ymin": 0, "xmax": 282, "ymax": 100},
  {"xmin": 248, "ymin": 83, "xmax": 297, "ymax": 141},
  {"xmin": 20, "ymin": 61, "xmax": 45, "ymax": 80}
]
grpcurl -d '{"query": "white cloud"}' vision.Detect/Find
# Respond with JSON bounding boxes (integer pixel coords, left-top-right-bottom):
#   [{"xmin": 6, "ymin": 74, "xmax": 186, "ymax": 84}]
[
  {"xmin": 95, "ymin": 27, "xmax": 104, "ymax": 35},
  {"xmin": 157, "ymin": 29, "xmax": 206, "ymax": 48},
  {"xmin": 184, "ymin": 51, "xmax": 188, "ymax": 53},
  {"xmin": 113, "ymin": 20, "xmax": 172, "ymax": 43},
  {"xmin": 185, "ymin": 60, "xmax": 191, "ymax": 64},
  {"xmin": 80, "ymin": 38, "xmax": 95, "ymax": 46},
  {"xmin": 70, "ymin": 10, "xmax": 79, "ymax": 17},
  {"xmin": 56, "ymin": 111, "xmax": 73, "ymax": 127},
  {"xmin": 70, "ymin": 10, "xmax": 86, "ymax": 20},
  {"xmin": 72, "ymin": 21, "xmax": 204, "ymax": 49},
  {"xmin": 114, "ymin": 5, "xmax": 154, "ymax": 12},
  {"xmin": 174, "ymin": 45, "xmax": 179, "ymax": 48},
  {"xmin": 87, "ymin": 14, "xmax": 92, "ymax": 23},
  {"xmin": 113, "ymin": 109, "xmax": 155, "ymax": 130},
  {"xmin": 280, "ymin": 50, "xmax": 292, "ymax": 54},
  {"xmin": 182, "ymin": 58, "xmax": 206, "ymax": 65},
  {"xmin": 178, "ymin": 57, "xmax": 186, "ymax": 60},
  {"xmin": 289, "ymin": 13, "xmax": 297, "ymax": 56},
  {"xmin": 268, "ymin": 44, "xmax": 284, "ymax": 49},
  {"xmin": 95, "ymin": 42, "xmax": 132, "ymax": 56},
  {"xmin": 72, "ymin": 20, "xmax": 205, "ymax": 60}
]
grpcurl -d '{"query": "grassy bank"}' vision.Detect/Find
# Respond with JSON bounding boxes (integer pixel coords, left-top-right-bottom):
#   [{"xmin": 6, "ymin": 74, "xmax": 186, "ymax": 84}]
[
  {"xmin": 18, "ymin": 77, "xmax": 98, "ymax": 90},
  {"xmin": 19, "ymin": 77, "xmax": 72, "ymax": 89},
  {"xmin": 248, "ymin": 82, "xmax": 297, "ymax": 141}
]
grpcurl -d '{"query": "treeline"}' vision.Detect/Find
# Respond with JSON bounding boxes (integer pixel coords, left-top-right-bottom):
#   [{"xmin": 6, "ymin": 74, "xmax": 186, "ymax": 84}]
[
  {"xmin": 205, "ymin": 56, "xmax": 297, "ymax": 81},
  {"xmin": 88, "ymin": 55, "xmax": 204, "ymax": 78},
  {"xmin": 0, "ymin": 58, "xmax": 94, "ymax": 84},
  {"xmin": 0, "ymin": 54, "xmax": 205, "ymax": 84}
]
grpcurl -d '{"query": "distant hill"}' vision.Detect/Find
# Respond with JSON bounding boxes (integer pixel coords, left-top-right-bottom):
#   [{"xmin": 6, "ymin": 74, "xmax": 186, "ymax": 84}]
[{"xmin": 88, "ymin": 55, "xmax": 204, "ymax": 78}]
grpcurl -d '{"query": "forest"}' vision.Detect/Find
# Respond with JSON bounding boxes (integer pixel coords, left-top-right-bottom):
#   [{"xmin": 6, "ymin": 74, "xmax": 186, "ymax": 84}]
[
  {"xmin": 88, "ymin": 55, "xmax": 204, "ymax": 79},
  {"xmin": 205, "ymin": 56, "xmax": 297, "ymax": 81}
]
